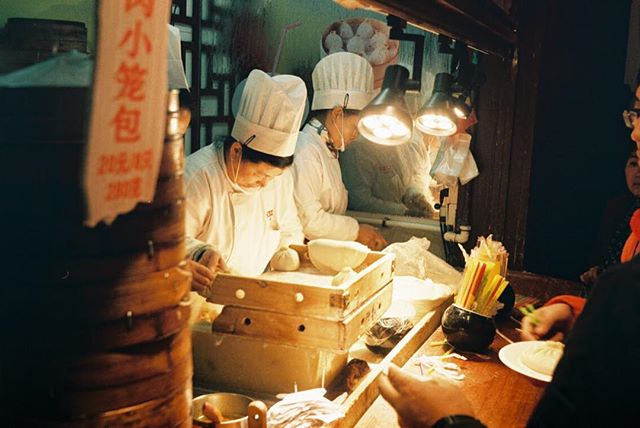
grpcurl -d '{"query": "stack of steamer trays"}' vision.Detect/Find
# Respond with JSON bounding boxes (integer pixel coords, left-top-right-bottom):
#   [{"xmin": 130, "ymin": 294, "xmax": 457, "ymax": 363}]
[
  {"xmin": 192, "ymin": 245, "xmax": 395, "ymax": 394},
  {"xmin": 0, "ymin": 89, "xmax": 192, "ymax": 427}
]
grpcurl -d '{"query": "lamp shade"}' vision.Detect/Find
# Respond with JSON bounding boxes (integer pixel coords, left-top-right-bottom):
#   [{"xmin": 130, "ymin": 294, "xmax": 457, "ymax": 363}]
[
  {"xmin": 357, "ymin": 65, "xmax": 413, "ymax": 145},
  {"xmin": 416, "ymin": 72, "xmax": 457, "ymax": 136}
]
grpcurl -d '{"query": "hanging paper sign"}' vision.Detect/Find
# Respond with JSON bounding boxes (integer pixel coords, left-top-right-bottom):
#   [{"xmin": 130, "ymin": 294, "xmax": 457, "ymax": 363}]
[{"xmin": 84, "ymin": 0, "xmax": 170, "ymax": 226}]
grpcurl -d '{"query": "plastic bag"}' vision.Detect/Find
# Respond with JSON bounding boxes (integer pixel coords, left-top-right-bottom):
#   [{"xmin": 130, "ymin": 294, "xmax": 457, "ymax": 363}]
[
  {"xmin": 365, "ymin": 300, "xmax": 416, "ymax": 347},
  {"xmin": 383, "ymin": 237, "xmax": 462, "ymax": 290},
  {"xmin": 459, "ymin": 151, "xmax": 479, "ymax": 185},
  {"xmin": 429, "ymin": 133, "xmax": 471, "ymax": 186}
]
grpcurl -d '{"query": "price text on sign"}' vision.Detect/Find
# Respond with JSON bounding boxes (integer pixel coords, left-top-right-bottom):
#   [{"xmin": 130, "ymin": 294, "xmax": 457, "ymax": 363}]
[{"xmin": 84, "ymin": 0, "xmax": 170, "ymax": 226}]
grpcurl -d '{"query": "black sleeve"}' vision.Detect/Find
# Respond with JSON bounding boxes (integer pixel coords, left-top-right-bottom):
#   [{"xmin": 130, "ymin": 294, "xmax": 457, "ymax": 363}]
[
  {"xmin": 432, "ymin": 415, "xmax": 487, "ymax": 428},
  {"xmin": 527, "ymin": 256, "xmax": 640, "ymax": 427}
]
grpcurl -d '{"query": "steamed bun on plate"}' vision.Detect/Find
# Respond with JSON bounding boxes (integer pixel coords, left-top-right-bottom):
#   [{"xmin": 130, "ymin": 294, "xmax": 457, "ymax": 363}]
[{"xmin": 520, "ymin": 341, "xmax": 564, "ymax": 376}]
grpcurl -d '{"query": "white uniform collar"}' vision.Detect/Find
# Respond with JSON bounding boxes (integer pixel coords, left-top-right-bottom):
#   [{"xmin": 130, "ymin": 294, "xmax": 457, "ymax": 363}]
[
  {"xmin": 306, "ymin": 118, "xmax": 339, "ymax": 159},
  {"xmin": 215, "ymin": 140, "xmax": 259, "ymax": 195}
]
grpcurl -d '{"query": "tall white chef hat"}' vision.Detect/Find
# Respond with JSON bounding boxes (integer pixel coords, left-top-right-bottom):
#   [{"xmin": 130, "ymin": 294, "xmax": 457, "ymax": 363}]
[
  {"xmin": 312, "ymin": 52, "xmax": 374, "ymax": 111},
  {"xmin": 167, "ymin": 24, "xmax": 189, "ymax": 90},
  {"xmin": 231, "ymin": 69, "xmax": 307, "ymax": 157}
]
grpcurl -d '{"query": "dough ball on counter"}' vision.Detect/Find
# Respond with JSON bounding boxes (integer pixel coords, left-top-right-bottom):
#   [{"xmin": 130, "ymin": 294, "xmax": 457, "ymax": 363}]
[
  {"xmin": 270, "ymin": 247, "xmax": 301, "ymax": 271},
  {"xmin": 521, "ymin": 341, "xmax": 564, "ymax": 376}
]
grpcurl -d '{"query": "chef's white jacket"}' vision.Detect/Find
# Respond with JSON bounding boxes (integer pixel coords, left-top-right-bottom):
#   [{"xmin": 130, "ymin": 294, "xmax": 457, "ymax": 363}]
[
  {"xmin": 184, "ymin": 141, "xmax": 304, "ymax": 276},
  {"xmin": 340, "ymin": 133, "xmax": 434, "ymax": 215},
  {"xmin": 292, "ymin": 122, "xmax": 359, "ymax": 241}
]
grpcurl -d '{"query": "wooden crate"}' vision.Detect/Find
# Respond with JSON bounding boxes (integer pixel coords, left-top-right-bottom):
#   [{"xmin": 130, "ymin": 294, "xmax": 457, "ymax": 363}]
[
  {"xmin": 213, "ymin": 281, "xmax": 393, "ymax": 350},
  {"xmin": 207, "ymin": 245, "xmax": 395, "ymax": 320}
]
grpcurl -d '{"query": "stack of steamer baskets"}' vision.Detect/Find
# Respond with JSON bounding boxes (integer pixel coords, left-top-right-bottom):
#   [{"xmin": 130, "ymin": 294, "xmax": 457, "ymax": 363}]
[{"xmin": 0, "ymin": 87, "xmax": 192, "ymax": 426}]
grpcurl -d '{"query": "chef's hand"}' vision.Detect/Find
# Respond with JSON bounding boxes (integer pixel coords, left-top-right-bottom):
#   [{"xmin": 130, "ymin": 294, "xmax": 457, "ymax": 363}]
[
  {"xmin": 356, "ymin": 224, "xmax": 387, "ymax": 251},
  {"xmin": 378, "ymin": 364, "xmax": 475, "ymax": 428},
  {"xmin": 520, "ymin": 303, "xmax": 575, "ymax": 342},
  {"xmin": 402, "ymin": 188, "xmax": 429, "ymax": 211},
  {"xmin": 187, "ymin": 249, "xmax": 228, "ymax": 296}
]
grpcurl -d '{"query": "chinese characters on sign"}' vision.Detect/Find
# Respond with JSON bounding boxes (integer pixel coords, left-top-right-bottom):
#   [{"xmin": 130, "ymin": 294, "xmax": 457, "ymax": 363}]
[{"xmin": 84, "ymin": 0, "xmax": 170, "ymax": 226}]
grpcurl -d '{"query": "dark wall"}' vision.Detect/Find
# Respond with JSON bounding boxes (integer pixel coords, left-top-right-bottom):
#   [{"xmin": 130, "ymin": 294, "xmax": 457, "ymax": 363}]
[{"xmin": 524, "ymin": 0, "xmax": 632, "ymax": 279}]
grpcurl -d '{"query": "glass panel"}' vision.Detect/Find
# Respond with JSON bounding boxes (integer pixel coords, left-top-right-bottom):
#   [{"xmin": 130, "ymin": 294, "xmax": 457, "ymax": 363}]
[
  {"xmin": 184, "ymin": 50, "xmax": 192, "ymax": 87},
  {"xmin": 212, "ymin": 123, "xmax": 229, "ymax": 140},
  {"xmin": 200, "ymin": 124, "xmax": 207, "ymax": 149},
  {"xmin": 201, "ymin": 96, "xmax": 219, "ymax": 116},
  {"xmin": 186, "ymin": 0, "xmax": 193, "ymax": 18}
]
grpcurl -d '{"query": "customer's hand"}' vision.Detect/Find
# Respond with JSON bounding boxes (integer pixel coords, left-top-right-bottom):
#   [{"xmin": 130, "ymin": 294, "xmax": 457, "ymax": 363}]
[
  {"xmin": 378, "ymin": 364, "xmax": 475, "ymax": 428},
  {"xmin": 579, "ymin": 266, "xmax": 601, "ymax": 286},
  {"xmin": 356, "ymin": 224, "xmax": 388, "ymax": 251},
  {"xmin": 520, "ymin": 303, "xmax": 575, "ymax": 342}
]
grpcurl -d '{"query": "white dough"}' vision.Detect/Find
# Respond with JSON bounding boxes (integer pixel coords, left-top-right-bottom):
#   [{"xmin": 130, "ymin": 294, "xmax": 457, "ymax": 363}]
[
  {"xmin": 270, "ymin": 247, "xmax": 301, "ymax": 271},
  {"xmin": 356, "ymin": 20, "xmax": 374, "ymax": 39},
  {"xmin": 346, "ymin": 35, "xmax": 366, "ymax": 55},
  {"xmin": 324, "ymin": 30, "xmax": 343, "ymax": 53},
  {"xmin": 520, "ymin": 341, "xmax": 564, "ymax": 376},
  {"xmin": 331, "ymin": 267, "xmax": 358, "ymax": 286},
  {"xmin": 308, "ymin": 239, "xmax": 369, "ymax": 274}
]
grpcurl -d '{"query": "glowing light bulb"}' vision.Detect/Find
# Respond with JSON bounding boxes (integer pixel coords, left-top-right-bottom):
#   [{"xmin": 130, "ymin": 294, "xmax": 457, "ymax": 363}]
[
  {"xmin": 362, "ymin": 115, "xmax": 381, "ymax": 130},
  {"xmin": 372, "ymin": 126, "xmax": 392, "ymax": 139}
]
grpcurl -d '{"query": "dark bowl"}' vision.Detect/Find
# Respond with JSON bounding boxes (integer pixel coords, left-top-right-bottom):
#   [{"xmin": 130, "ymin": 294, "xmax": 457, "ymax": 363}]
[
  {"xmin": 495, "ymin": 284, "xmax": 516, "ymax": 322},
  {"xmin": 441, "ymin": 304, "xmax": 496, "ymax": 352}
]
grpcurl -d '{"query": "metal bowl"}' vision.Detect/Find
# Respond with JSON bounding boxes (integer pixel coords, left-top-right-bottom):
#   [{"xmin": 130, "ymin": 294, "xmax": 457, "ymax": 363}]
[{"xmin": 192, "ymin": 392, "xmax": 254, "ymax": 428}]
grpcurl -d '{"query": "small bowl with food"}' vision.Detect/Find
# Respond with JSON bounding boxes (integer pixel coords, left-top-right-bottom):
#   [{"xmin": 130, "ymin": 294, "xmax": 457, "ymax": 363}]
[{"xmin": 192, "ymin": 392, "xmax": 267, "ymax": 428}]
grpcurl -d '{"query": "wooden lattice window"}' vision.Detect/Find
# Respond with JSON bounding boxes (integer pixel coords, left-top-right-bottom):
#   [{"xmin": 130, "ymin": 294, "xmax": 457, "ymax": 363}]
[{"xmin": 171, "ymin": 0, "xmax": 234, "ymax": 154}]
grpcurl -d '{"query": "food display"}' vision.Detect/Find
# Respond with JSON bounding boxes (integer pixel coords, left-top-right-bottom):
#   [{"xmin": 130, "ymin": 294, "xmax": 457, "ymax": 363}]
[
  {"xmin": 520, "ymin": 341, "xmax": 564, "ymax": 376},
  {"xmin": 322, "ymin": 18, "xmax": 399, "ymax": 66}
]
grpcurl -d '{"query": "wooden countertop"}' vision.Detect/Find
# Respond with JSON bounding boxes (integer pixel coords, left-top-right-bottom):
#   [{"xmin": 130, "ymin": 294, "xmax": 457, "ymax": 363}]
[{"xmin": 354, "ymin": 321, "xmax": 546, "ymax": 428}]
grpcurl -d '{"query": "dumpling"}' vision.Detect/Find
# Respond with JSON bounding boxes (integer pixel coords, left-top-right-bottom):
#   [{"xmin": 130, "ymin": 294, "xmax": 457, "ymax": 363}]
[
  {"xmin": 367, "ymin": 46, "xmax": 388, "ymax": 65},
  {"xmin": 368, "ymin": 31, "xmax": 388, "ymax": 50},
  {"xmin": 346, "ymin": 35, "xmax": 365, "ymax": 55},
  {"xmin": 270, "ymin": 247, "xmax": 300, "ymax": 271},
  {"xmin": 520, "ymin": 341, "xmax": 564, "ymax": 376},
  {"xmin": 324, "ymin": 30, "xmax": 343, "ymax": 53},
  {"xmin": 339, "ymin": 21, "xmax": 354, "ymax": 39},
  {"xmin": 356, "ymin": 20, "xmax": 374, "ymax": 39}
]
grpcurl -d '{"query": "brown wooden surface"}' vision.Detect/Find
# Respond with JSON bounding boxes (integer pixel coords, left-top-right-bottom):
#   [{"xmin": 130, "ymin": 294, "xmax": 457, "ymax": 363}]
[
  {"xmin": 354, "ymin": 322, "xmax": 545, "ymax": 428},
  {"xmin": 213, "ymin": 281, "xmax": 393, "ymax": 350},
  {"xmin": 335, "ymin": 301, "xmax": 449, "ymax": 428},
  {"xmin": 209, "ymin": 248, "xmax": 394, "ymax": 319}
]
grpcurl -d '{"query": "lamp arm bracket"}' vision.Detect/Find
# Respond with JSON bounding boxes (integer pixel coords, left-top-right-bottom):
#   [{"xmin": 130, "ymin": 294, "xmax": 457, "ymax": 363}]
[{"xmin": 387, "ymin": 15, "xmax": 424, "ymax": 92}]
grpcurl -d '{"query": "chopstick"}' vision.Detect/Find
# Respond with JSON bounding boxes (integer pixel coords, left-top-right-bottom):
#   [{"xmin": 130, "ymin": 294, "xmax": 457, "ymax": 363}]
[
  {"xmin": 519, "ymin": 304, "xmax": 540, "ymax": 325},
  {"xmin": 496, "ymin": 329, "xmax": 514, "ymax": 344}
]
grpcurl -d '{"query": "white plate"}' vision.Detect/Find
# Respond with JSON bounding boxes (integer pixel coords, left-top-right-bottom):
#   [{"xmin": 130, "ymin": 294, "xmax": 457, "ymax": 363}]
[{"xmin": 498, "ymin": 341, "xmax": 553, "ymax": 382}]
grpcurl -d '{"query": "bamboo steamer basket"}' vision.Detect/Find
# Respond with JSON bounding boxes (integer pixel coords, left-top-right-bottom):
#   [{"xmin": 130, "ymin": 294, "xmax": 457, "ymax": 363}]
[{"xmin": 0, "ymin": 89, "xmax": 192, "ymax": 424}]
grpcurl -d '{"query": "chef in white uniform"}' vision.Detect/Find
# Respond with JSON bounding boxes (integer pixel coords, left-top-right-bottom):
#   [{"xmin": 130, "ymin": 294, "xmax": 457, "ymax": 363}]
[
  {"xmin": 185, "ymin": 69, "xmax": 306, "ymax": 294},
  {"xmin": 292, "ymin": 52, "xmax": 387, "ymax": 250}
]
